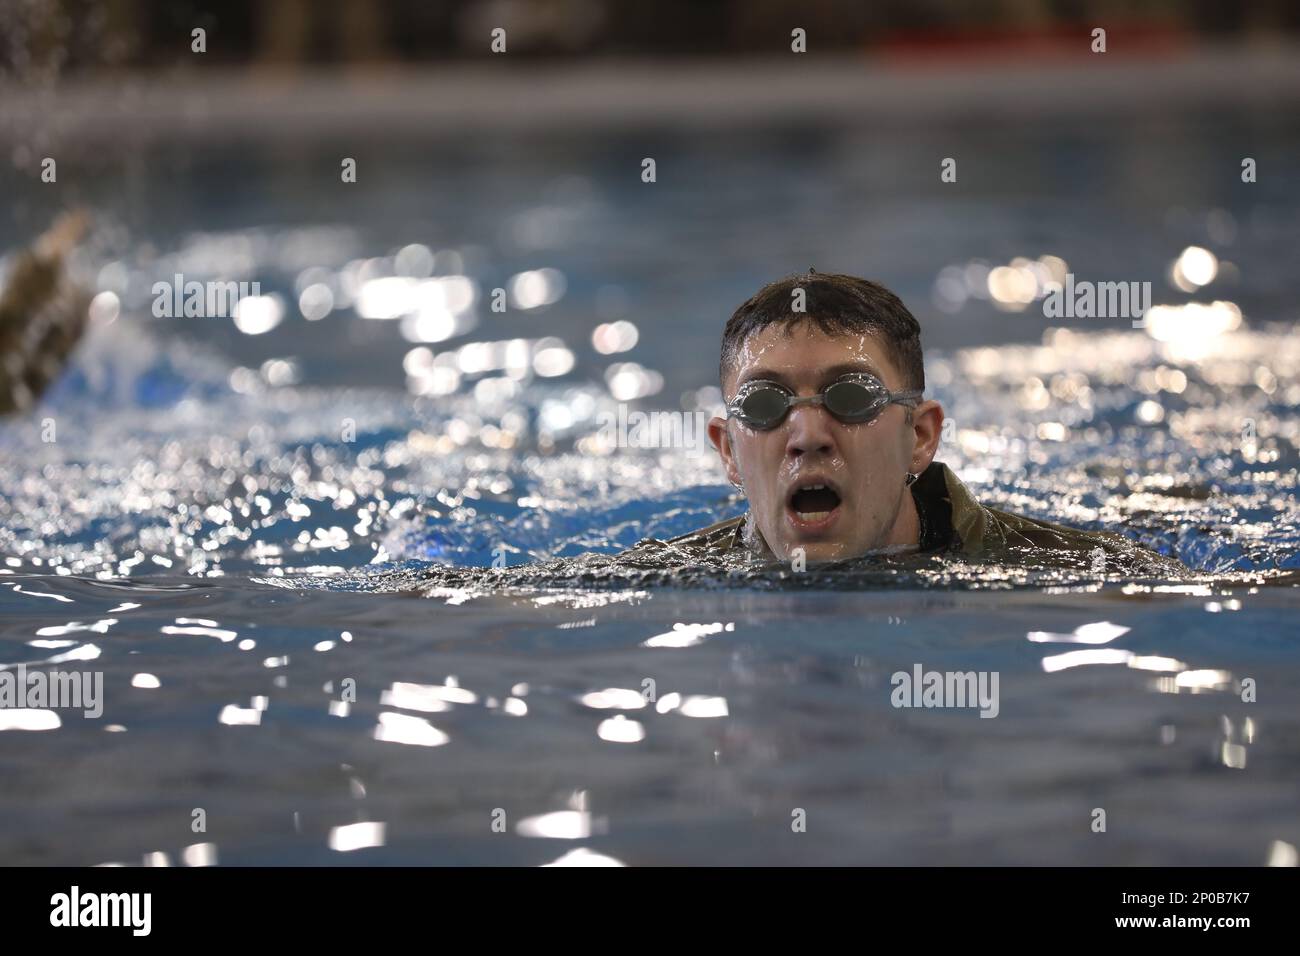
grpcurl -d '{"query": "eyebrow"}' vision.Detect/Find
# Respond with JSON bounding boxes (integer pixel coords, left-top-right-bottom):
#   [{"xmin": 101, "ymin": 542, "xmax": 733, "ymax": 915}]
[{"xmin": 739, "ymin": 361, "xmax": 885, "ymax": 390}]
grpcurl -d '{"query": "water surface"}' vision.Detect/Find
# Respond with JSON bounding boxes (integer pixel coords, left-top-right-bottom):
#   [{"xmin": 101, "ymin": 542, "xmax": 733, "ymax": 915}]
[{"xmin": 1, "ymin": 109, "xmax": 1298, "ymax": 865}]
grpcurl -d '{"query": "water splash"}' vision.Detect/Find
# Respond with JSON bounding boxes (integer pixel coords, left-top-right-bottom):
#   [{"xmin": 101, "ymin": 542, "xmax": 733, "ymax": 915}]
[{"xmin": 2, "ymin": 309, "xmax": 1297, "ymax": 590}]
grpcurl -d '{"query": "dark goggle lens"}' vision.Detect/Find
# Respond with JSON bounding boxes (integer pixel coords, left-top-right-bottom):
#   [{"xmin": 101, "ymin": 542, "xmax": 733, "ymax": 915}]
[
  {"xmin": 823, "ymin": 380, "xmax": 886, "ymax": 421},
  {"xmin": 738, "ymin": 387, "xmax": 790, "ymax": 427}
]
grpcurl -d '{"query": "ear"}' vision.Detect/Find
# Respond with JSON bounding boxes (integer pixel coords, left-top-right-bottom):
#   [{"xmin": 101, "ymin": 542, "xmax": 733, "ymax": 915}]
[
  {"xmin": 707, "ymin": 415, "xmax": 742, "ymax": 486},
  {"xmin": 909, "ymin": 399, "xmax": 944, "ymax": 473}
]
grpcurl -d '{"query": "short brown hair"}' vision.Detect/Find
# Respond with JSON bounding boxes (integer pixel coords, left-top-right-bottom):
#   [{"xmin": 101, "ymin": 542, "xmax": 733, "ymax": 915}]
[{"xmin": 720, "ymin": 272, "xmax": 925, "ymax": 394}]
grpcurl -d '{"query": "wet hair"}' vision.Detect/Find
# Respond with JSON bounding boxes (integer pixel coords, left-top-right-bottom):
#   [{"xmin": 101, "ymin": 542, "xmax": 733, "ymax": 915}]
[{"xmin": 719, "ymin": 271, "xmax": 925, "ymax": 395}]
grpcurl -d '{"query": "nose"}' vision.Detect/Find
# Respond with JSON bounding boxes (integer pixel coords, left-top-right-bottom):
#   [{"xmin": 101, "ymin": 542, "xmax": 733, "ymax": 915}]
[{"xmin": 783, "ymin": 401, "xmax": 836, "ymax": 460}]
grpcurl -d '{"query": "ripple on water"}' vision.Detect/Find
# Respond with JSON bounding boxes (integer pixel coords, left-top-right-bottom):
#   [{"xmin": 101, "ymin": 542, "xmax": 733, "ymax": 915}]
[{"xmin": 2, "ymin": 316, "xmax": 1298, "ymax": 588}]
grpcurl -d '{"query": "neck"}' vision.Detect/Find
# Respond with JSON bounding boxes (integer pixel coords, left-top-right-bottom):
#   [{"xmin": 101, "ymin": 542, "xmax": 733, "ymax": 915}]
[
  {"xmin": 884, "ymin": 483, "xmax": 921, "ymax": 549},
  {"xmin": 742, "ymin": 513, "xmax": 775, "ymax": 558}
]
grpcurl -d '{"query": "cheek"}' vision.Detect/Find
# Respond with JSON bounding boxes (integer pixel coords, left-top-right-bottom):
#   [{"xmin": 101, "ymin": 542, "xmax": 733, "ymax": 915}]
[
  {"xmin": 725, "ymin": 431, "xmax": 751, "ymax": 474},
  {"xmin": 842, "ymin": 429, "xmax": 905, "ymax": 495},
  {"xmin": 734, "ymin": 434, "xmax": 782, "ymax": 497},
  {"xmin": 852, "ymin": 426, "xmax": 904, "ymax": 468},
  {"xmin": 843, "ymin": 427, "xmax": 889, "ymax": 466}
]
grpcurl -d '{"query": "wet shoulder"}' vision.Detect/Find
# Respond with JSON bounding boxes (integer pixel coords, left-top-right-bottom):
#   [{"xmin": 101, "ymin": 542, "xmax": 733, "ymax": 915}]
[
  {"xmin": 979, "ymin": 504, "xmax": 1189, "ymax": 576},
  {"xmin": 937, "ymin": 461, "xmax": 1187, "ymax": 575},
  {"xmin": 666, "ymin": 514, "xmax": 746, "ymax": 551}
]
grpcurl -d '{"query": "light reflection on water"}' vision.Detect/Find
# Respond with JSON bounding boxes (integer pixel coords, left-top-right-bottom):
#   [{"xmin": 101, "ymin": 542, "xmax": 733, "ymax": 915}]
[
  {"xmin": 3, "ymin": 278, "xmax": 1300, "ymax": 867},
  {"xmin": 3, "ymin": 115, "xmax": 1300, "ymax": 866},
  {"xmin": 0, "ymin": 574, "xmax": 1297, "ymax": 866},
  {"xmin": 2, "ymin": 267, "xmax": 1300, "ymax": 865},
  {"xmin": 0, "ymin": 312, "xmax": 1297, "ymax": 582}
]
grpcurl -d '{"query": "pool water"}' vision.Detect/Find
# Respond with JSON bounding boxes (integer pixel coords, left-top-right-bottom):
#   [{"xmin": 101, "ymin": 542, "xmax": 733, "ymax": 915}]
[
  {"xmin": 2, "ymin": 310, "xmax": 1298, "ymax": 865},
  {"xmin": 1, "ymin": 110, "xmax": 1299, "ymax": 865}
]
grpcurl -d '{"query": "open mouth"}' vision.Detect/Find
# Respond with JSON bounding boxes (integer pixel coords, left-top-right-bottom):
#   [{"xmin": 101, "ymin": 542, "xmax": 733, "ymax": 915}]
[{"xmin": 787, "ymin": 480, "xmax": 843, "ymax": 527}]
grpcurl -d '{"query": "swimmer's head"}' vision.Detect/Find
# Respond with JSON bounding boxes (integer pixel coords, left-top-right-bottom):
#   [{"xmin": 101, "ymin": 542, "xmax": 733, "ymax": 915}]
[{"xmin": 707, "ymin": 272, "xmax": 945, "ymax": 563}]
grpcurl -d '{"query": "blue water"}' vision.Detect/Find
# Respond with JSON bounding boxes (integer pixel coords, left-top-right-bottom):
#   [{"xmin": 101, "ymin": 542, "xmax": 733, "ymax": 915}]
[{"xmin": 2, "ymin": 109, "xmax": 1299, "ymax": 865}]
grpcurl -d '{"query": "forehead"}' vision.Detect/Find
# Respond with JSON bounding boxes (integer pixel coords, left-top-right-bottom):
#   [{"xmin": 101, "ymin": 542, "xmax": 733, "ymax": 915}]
[{"xmin": 726, "ymin": 321, "xmax": 901, "ymax": 390}]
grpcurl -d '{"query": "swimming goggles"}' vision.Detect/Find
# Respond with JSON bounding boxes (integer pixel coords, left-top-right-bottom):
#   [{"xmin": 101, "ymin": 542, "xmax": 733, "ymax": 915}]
[{"xmin": 726, "ymin": 373, "xmax": 923, "ymax": 430}]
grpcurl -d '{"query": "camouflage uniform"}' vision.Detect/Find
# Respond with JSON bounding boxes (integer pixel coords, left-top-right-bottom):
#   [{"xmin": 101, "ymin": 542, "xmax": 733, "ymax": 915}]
[{"xmin": 667, "ymin": 460, "xmax": 1188, "ymax": 577}]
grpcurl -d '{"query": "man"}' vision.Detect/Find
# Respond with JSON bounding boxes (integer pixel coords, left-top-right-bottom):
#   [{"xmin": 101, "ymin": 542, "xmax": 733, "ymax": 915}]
[{"xmin": 667, "ymin": 271, "xmax": 1185, "ymax": 576}]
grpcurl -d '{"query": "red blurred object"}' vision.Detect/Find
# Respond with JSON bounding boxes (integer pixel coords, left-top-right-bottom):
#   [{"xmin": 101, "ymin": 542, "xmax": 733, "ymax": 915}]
[{"xmin": 875, "ymin": 21, "xmax": 1192, "ymax": 65}]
